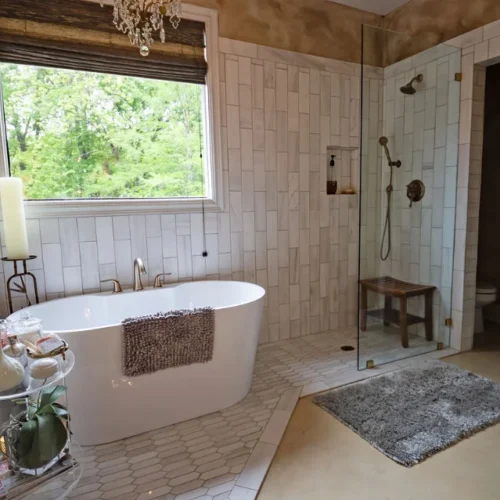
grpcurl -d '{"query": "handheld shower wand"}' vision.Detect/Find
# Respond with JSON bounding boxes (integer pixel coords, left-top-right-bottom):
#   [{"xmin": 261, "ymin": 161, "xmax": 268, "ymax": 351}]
[
  {"xmin": 379, "ymin": 136, "xmax": 401, "ymax": 168},
  {"xmin": 379, "ymin": 137, "xmax": 401, "ymax": 261}
]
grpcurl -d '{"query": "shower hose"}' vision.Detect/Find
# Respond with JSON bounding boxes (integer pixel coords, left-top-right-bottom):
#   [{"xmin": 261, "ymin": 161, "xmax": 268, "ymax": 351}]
[{"xmin": 380, "ymin": 165, "xmax": 394, "ymax": 262}]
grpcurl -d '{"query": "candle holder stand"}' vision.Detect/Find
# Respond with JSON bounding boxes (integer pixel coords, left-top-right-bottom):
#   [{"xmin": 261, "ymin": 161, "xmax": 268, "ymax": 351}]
[{"xmin": 1, "ymin": 256, "xmax": 39, "ymax": 314}]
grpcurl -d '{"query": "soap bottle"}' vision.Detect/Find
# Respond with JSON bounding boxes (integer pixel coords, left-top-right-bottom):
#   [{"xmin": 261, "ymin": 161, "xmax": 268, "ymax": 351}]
[{"xmin": 327, "ymin": 155, "xmax": 337, "ymax": 195}]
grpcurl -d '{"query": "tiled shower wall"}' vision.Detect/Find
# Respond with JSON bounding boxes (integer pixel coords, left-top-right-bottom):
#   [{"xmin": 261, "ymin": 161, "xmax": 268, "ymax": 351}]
[
  {"xmin": 433, "ymin": 18, "xmax": 500, "ymax": 351},
  {"xmin": 382, "ymin": 43, "xmax": 461, "ymax": 340},
  {"xmin": 361, "ymin": 43, "xmax": 462, "ymax": 341},
  {"xmin": 454, "ymin": 64, "xmax": 486, "ymax": 346},
  {"xmin": 359, "ymin": 75, "xmax": 383, "ymax": 283},
  {"xmin": 0, "ymin": 38, "xmax": 382, "ymax": 344}
]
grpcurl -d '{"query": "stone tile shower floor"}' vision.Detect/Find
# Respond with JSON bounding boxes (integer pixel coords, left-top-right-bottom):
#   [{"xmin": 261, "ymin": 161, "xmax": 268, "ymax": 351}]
[
  {"xmin": 359, "ymin": 324, "xmax": 440, "ymax": 368},
  {"xmin": 41, "ymin": 329, "xmax": 456, "ymax": 500}
]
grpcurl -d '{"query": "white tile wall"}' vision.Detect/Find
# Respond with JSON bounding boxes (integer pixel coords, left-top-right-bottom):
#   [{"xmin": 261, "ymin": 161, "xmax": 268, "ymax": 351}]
[
  {"xmin": 0, "ymin": 38, "xmax": 376, "ymax": 345},
  {"xmin": 8, "ymin": 20, "xmax": 494, "ymax": 354},
  {"xmin": 400, "ymin": 19, "xmax": 500, "ymax": 352},
  {"xmin": 444, "ymin": 22, "xmax": 500, "ymax": 350},
  {"xmin": 451, "ymin": 64, "xmax": 485, "ymax": 350},
  {"xmin": 360, "ymin": 42, "xmax": 462, "ymax": 343}
]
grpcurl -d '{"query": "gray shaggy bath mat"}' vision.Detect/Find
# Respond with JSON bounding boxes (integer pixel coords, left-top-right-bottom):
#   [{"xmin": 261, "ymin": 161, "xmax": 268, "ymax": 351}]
[{"xmin": 313, "ymin": 360, "xmax": 500, "ymax": 466}]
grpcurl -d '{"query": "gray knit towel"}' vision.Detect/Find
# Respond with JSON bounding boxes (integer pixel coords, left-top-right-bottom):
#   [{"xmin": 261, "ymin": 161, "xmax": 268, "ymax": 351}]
[{"xmin": 122, "ymin": 307, "xmax": 215, "ymax": 377}]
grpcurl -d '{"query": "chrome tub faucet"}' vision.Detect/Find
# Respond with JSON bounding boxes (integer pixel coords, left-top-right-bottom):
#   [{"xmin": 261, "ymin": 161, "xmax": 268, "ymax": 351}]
[{"xmin": 133, "ymin": 258, "xmax": 147, "ymax": 291}]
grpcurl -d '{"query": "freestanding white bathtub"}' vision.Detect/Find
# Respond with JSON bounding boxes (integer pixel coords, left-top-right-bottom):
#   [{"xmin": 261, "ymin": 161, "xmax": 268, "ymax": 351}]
[{"xmin": 9, "ymin": 281, "xmax": 265, "ymax": 446}]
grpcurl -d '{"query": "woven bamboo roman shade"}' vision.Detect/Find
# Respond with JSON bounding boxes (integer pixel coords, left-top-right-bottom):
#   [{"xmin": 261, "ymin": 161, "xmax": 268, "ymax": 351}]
[{"xmin": 0, "ymin": 0, "xmax": 207, "ymax": 84}]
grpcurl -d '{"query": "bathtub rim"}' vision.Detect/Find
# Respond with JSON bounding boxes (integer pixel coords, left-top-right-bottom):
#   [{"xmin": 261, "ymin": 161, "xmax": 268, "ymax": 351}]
[{"xmin": 8, "ymin": 280, "xmax": 266, "ymax": 335}]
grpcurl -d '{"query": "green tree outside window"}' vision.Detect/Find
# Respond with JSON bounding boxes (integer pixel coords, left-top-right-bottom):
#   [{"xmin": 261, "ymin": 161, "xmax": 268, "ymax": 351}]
[{"xmin": 0, "ymin": 63, "xmax": 206, "ymax": 200}]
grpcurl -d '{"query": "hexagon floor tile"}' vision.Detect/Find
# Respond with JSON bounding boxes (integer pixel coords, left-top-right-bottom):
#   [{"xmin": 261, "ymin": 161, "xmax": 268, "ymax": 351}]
[{"xmin": 31, "ymin": 328, "xmax": 456, "ymax": 500}]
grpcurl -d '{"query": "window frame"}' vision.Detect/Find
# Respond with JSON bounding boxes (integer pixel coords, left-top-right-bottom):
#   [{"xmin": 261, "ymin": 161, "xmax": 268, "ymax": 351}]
[{"xmin": 0, "ymin": 2, "xmax": 223, "ymax": 217}]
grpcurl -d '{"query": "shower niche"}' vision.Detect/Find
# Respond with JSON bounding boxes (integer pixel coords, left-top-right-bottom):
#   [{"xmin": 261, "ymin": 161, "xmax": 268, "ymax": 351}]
[
  {"xmin": 326, "ymin": 145, "xmax": 359, "ymax": 196},
  {"xmin": 357, "ymin": 25, "xmax": 461, "ymax": 370}
]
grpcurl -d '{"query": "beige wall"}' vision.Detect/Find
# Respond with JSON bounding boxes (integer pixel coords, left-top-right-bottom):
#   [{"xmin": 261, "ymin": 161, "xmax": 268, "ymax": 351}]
[
  {"xmin": 191, "ymin": 0, "xmax": 383, "ymax": 63},
  {"xmin": 384, "ymin": 0, "xmax": 500, "ymax": 61},
  {"xmin": 193, "ymin": 0, "xmax": 500, "ymax": 66},
  {"xmin": 6, "ymin": 0, "xmax": 500, "ymax": 67},
  {"xmin": 2, "ymin": 0, "xmax": 384, "ymax": 64}
]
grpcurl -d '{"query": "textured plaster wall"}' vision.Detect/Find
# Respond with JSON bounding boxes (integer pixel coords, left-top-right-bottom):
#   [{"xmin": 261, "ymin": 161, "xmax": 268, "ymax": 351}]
[
  {"xmin": 191, "ymin": 0, "xmax": 383, "ymax": 63},
  {"xmin": 384, "ymin": 0, "xmax": 500, "ymax": 62},
  {"xmin": 1, "ymin": 0, "xmax": 383, "ymax": 63}
]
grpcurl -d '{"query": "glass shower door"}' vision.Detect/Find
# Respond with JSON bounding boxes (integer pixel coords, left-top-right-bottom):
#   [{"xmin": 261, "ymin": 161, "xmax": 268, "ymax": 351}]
[{"xmin": 358, "ymin": 25, "xmax": 461, "ymax": 369}]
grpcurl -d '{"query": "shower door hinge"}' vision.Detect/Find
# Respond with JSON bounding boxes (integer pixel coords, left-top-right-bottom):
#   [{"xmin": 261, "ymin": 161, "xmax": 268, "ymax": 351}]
[
  {"xmin": 445, "ymin": 317, "xmax": 453, "ymax": 327},
  {"xmin": 455, "ymin": 73, "xmax": 463, "ymax": 82}
]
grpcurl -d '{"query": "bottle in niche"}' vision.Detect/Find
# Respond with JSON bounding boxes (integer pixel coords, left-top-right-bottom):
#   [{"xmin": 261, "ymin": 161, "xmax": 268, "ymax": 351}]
[{"xmin": 327, "ymin": 154, "xmax": 337, "ymax": 195}]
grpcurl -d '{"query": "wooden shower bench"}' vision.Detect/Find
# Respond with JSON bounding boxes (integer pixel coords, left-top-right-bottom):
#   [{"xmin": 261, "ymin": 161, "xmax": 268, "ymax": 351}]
[{"xmin": 359, "ymin": 276, "xmax": 436, "ymax": 348}]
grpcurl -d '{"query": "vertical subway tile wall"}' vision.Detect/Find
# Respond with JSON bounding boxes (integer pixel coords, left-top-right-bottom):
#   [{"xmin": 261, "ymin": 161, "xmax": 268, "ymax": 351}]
[
  {"xmin": 0, "ymin": 39, "xmax": 382, "ymax": 344},
  {"xmin": 371, "ymin": 43, "xmax": 462, "ymax": 342}
]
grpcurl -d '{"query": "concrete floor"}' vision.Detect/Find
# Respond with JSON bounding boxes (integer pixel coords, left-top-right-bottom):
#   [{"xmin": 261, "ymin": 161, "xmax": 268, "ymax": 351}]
[{"xmin": 258, "ymin": 347, "xmax": 500, "ymax": 500}]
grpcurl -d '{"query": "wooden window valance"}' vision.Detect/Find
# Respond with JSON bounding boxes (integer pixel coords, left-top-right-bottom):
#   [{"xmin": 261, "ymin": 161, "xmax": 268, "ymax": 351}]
[{"xmin": 0, "ymin": 0, "xmax": 207, "ymax": 85}]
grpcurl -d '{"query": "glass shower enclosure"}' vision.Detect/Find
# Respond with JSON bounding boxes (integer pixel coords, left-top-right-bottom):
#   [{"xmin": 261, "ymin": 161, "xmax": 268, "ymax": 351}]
[{"xmin": 357, "ymin": 26, "xmax": 461, "ymax": 369}]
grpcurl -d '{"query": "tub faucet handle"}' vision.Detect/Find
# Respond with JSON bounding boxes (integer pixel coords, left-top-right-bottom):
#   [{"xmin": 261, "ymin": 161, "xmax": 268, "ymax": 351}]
[
  {"xmin": 100, "ymin": 279, "xmax": 123, "ymax": 293},
  {"xmin": 154, "ymin": 273, "xmax": 172, "ymax": 288}
]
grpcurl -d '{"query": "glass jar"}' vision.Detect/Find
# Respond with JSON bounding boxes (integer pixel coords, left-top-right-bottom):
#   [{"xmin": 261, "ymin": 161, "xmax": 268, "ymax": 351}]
[
  {"xmin": 11, "ymin": 313, "xmax": 42, "ymax": 345},
  {"xmin": 0, "ymin": 320, "xmax": 10, "ymax": 348},
  {"xmin": 3, "ymin": 335, "xmax": 28, "ymax": 368}
]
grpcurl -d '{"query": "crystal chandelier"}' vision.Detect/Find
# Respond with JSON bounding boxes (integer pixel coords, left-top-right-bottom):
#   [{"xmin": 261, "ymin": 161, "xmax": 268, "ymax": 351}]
[{"xmin": 111, "ymin": 0, "xmax": 182, "ymax": 56}]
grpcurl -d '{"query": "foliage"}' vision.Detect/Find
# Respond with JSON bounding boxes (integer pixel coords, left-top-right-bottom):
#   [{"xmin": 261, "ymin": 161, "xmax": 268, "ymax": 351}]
[
  {"xmin": 10, "ymin": 385, "xmax": 69, "ymax": 470},
  {"xmin": 0, "ymin": 63, "xmax": 206, "ymax": 199}
]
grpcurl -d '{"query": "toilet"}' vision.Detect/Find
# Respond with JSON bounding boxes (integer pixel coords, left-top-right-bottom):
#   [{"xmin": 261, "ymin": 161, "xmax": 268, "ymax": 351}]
[{"xmin": 475, "ymin": 283, "xmax": 497, "ymax": 334}]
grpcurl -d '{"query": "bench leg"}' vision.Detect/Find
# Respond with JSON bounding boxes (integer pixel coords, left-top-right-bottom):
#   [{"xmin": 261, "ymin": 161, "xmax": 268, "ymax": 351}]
[
  {"xmin": 425, "ymin": 292, "xmax": 433, "ymax": 341},
  {"xmin": 384, "ymin": 296, "xmax": 392, "ymax": 326},
  {"xmin": 360, "ymin": 286, "xmax": 367, "ymax": 332},
  {"xmin": 400, "ymin": 297, "xmax": 409, "ymax": 348}
]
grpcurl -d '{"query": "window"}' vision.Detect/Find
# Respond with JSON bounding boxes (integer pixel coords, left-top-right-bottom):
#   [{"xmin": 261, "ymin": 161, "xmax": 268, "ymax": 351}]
[
  {"xmin": 0, "ymin": 2, "xmax": 222, "ymax": 216},
  {"xmin": 1, "ymin": 64, "xmax": 207, "ymax": 200}
]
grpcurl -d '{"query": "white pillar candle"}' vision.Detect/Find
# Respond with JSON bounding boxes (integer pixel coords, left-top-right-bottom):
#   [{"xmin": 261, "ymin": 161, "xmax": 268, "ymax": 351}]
[{"xmin": 0, "ymin": 178, "xmax": 29, "ymax": 259}]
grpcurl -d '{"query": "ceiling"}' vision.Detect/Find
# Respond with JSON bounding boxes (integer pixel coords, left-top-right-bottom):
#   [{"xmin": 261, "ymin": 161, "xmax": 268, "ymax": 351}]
[{"xmin": 327, "ymin": 0, "xmax": 411, "ymax": 15}]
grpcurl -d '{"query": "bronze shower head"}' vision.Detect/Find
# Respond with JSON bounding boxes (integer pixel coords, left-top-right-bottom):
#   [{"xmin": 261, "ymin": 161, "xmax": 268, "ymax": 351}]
[
  {"xmin": 400, "ymin": 73, "xmax": 424, "ymax": 95},
  {"xmin": 379, "ymin": 137, "xmax": 401, "ymax": 168}
]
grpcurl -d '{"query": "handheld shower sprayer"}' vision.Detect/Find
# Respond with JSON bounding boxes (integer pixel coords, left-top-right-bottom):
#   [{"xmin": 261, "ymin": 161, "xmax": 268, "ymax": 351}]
[
  {"xmin": 379, "ymin": 137, "xmax": 401, "ymax": 261},
  {"xmin": 379, "ymin": 137, "xmax": 401, "ymax": 168}
]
